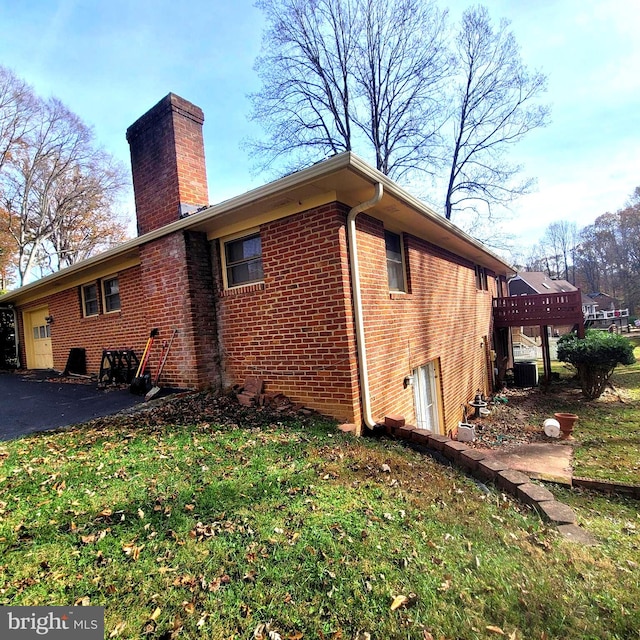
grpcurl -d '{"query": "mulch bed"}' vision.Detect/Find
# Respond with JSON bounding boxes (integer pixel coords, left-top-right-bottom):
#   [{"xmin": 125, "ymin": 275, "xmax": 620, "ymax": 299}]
[
  {"xmin": 465, "ymin": 386, "xmax": 567, "ymax": 450},
  {"xmin": 467, "ymin": 383, "xmax": 627, "ymax": 451}
]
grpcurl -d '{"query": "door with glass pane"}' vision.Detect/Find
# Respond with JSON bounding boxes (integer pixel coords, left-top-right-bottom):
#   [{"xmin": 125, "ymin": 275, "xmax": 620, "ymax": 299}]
[
  {"xmin": 413, "ymin": 361, "xmax": 440, "ymax": 434},
  {"xmin": 25, "ymin": 307, "xmax": 53, "ymax": 369}
]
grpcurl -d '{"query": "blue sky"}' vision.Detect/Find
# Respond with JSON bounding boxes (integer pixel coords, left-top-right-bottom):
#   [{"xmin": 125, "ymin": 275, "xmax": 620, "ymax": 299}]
[{"xmin": 1, "ymin": 0, "xmax": 638, "ymax": 255}]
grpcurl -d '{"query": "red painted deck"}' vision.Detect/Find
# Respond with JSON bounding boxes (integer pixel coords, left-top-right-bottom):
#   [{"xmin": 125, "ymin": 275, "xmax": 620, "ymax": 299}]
[{"xmin": 493, "ymin": 291, "xmax": 584, "ymax": 329}]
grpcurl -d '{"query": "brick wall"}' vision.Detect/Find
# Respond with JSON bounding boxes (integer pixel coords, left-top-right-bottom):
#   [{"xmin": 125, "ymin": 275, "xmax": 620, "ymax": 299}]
[
  {"xmin": 214, "ymin": 203, "xmax": 361, "ymax": 423},
  {"xmin": 17, "ymin": 265, "xmax": 148, "ymax": 373},
  {"xmin": 354, "ymin": 214, "xmax": 497, "ymax": 435},
  {"xmin": 13, "ymin": 197, "xmax": 500, "ymax": 433},
  {"xmin": 184, "ymin": 231, "xmax": 221, "ymax": 388},
  {"xmin": 137, "ymin": 231, "xmax": 220, "ymax": 389},
  {"xmin": 201, "ymin": 201, "xmax": 498, "ymax": 431},
  {"xmin": 15, "ymin": 230, "xmax": 221, "ymax": 390},
  {"xmin": 126, "ymin": 94, "xmax": 209, "ymax": 236}
]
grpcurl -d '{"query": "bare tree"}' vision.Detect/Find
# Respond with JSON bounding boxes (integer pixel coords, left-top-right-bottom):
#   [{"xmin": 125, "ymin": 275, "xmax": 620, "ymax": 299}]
[
  {"xmin": 444, "ymin": 5, "xmax": 549, "ymax": 220},
  {"xmin": 574, "ymin": 234, "xmax": 601, "ymax": 295},
  {"xmin": 1, "ymin": 95, "xmax": 127, "ymax": 284},
  {"xmin": 0, "ymin": 66, "xmax": 36, "ymax": 176},
  {"xmin": 40, "ymin": 150, "xmax": 128, "ymax": 271},
  {"xmin": 613, "ymin": 204, "xmax": 640, "ymax": 312},
  {"xmin": 3, "ymin": 98, "xmax": 91, "ymax": 283},
  {"xmin": 250, "ymin": 0, "xmax": 357, "ymax": 172},
  {"xmin": 540, "ymin": 220, "xmax": 578, "ymax": 281},
  {"xmin": 575, "ymin": 207, "xmax": 640, "ymax": 312},
  {"xmin": 522, "ymin": 242, "xmax": 549, "ymax": 274},
  {"xmin": 249, "ymin": 0, "xmax": 449, "ymax": 179},
  {"xmin": 0, "ymin": 222, "xmax": 15, "ymax": 291},
  {"xmin": 354, "ymin": 0, "xmax": 449, "ymax": 179}
]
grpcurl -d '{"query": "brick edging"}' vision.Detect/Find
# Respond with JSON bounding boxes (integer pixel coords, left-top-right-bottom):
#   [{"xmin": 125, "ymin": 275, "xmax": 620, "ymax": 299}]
[{"xmin": 383, "ymin": 424, "xmax": 597, "ymax": 543}]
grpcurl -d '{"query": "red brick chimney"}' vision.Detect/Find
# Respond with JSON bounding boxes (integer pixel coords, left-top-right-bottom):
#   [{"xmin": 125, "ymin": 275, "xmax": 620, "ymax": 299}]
[{"xmin": 126, "ymin": 93, "xmax": 209, "ymax": 236}]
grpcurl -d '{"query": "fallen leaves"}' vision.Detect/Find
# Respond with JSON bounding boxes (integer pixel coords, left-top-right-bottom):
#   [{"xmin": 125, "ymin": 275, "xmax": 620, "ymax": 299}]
[
  {"xmin": 438, "ymin": 578, "xmax": 452, "ymax": 592},
  {"xmin": 208, "ymin": 575, "xmax": 232, "ymax": 592},
  {"xmin": 183, "ymin": 602, "xmax": 196, "ymax": 615},
  {"xmin": 390, "ymin": 593, "xmax": 417, "ymax": 610},
  {"xmin": 189, "ymin": 520, "xmax": 242, "ymax": 541},
  {"xmin": 196, "ymin": 614, "xmax": 208, "ymax": 628},
  {"xmin": 485, "ymin": 626, "xmax": 518, "ymax": 639},
  {"xmin": 80, "ymin": 530, "xmax": 108, "ymax": 545},
  {"xmin": 171, "ymin": 573, "xmax": 231, "ymax": 593},
  {"xmin": 53, "ymin": 479, "xmax": 66, "ymax": 494},
  {"xmin": 253, "ymin": 622, "xmax": 283, "ymax": 640},
  {"xmin": 122, "ymin": 541, "xmax": 145, "ymax": 561},
  {"xmin": 390, "ymin": 595, "xmax": 408, "ymax": 611},
  {"xmin": 1, "ymin": 387, "xmax": 634, "ymax": 640}
]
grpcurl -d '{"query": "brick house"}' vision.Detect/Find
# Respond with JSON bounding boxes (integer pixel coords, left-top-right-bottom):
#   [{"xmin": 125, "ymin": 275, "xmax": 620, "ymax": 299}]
[
  {"xmin": 0, "ymin": 93, "xmax": 514, "ymax": 436},
  {"xmin": 508, "ymin": 272, "xmax": 577, "ymax": 297}
]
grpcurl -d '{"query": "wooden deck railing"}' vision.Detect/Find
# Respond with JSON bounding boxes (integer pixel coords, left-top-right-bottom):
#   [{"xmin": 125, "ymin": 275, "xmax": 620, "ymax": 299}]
[{"xmin": 493, "ymin": 291, "xmax": 584, "ymax": 328}]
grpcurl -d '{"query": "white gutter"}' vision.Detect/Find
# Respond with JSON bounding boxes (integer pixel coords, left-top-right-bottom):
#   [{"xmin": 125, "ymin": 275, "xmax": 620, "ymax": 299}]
[{"xmin": 347, "ymin": 182, "xmax": 384, "ymax": 431}]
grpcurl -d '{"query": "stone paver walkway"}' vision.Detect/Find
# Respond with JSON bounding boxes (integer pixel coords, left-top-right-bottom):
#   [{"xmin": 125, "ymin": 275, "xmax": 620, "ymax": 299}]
[{"xmin": 476, "ymin": 442, "xmax": 574, "ymax": 485}]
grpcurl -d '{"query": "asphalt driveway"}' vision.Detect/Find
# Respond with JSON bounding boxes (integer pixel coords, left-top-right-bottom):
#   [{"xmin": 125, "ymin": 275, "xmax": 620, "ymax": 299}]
[{"xmin": 0, "ymin": 371, "xmax": 146, "ymax": 441}]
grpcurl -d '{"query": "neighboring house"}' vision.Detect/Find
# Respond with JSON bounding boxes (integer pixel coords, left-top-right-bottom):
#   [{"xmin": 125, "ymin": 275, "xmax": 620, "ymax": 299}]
[
  {"xmin": 508, "ymin": 272, "xmax": 577, "ymax": 297},
  {"xmin": 584, "ymin": 292, "xmax": 629, "ymax": 329},
  {"xmin": 508, "ymin": 272, "xmax": 579, "ymax": 338},
  {"xmin": 0, "ymin": 94, "xmax": 514, "ymax": 436},
  {"xmin": 508, "ymin": 277, "xmax": 628, "ymax": 328},
  {"xmin": 581, "ymin": 293, "xmax": 598, "ymax": 318},
  {"xmin": 589, "ymin": 292, "xmax": 620, "ymax": 311}
]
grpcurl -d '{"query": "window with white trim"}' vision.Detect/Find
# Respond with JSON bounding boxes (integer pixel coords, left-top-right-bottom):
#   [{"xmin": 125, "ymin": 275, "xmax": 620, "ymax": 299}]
[
  {"xmin": 385, "ymin": 230, "xmax": 406, "ymax": 292},
  {"xmin": 102, "ymin": 276, "xmax": 121, "ymax": 313},
  {"xmin": 223, "ymin": 232, "xmax": 264, "ymax": 288}
]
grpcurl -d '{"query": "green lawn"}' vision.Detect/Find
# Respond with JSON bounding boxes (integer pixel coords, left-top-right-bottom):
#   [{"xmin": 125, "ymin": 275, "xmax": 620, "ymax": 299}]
[
  {"xmin": 1, "ymin": 395, "xmax": 639, "ymax": 639},
  {"xmin": 538, "ymin": 334, "xmax": 640, "ymax": 483}
]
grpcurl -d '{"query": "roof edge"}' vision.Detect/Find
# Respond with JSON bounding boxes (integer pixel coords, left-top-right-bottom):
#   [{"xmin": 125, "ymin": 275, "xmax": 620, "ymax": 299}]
[
  {"xmin": 0, "ymin": 151, "xmax": 514, "ymax": 303},
  {"xmin": 345, "ymin": 154, "xmax": 513, "ymax": 273}
]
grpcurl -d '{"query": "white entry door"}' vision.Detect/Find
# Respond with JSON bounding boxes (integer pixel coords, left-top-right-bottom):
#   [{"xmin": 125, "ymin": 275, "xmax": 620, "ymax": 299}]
[{"xmin": 413, "ymin": 361, "xmax": 440, "ymax": 434}]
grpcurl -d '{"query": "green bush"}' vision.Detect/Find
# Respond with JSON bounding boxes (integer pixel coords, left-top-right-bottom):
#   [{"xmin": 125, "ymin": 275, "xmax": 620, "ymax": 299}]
[{"xmin": 557, "ymin": 330, "xmax": 636, "ymax": 399}]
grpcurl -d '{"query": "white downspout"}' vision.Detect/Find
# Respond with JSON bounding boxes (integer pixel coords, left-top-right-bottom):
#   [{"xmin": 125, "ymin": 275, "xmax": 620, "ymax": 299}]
[{"xmin": 347, "ymin": 182, "xmax": 384, "ymax": 431}]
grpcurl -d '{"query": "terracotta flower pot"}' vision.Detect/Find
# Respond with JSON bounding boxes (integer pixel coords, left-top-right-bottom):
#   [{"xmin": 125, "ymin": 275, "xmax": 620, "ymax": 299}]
[{"xmin": 554, "ymin": 412, "xmax": 578, "ymax": 440}]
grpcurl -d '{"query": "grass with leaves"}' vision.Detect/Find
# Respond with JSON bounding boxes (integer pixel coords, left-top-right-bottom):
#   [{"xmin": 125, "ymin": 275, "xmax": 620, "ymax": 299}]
[
  {"xmin": 1, "ymin": 394, "xmax": 639, "ymax": 640},
  {"xmin": 532, "ymin": 333, "xmax": 640, "ymax": 484}
]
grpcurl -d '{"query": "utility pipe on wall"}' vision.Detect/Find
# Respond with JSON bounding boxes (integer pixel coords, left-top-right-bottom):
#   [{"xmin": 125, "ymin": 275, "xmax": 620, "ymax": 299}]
[{"xmin": 347, "ymin": 182, "xmax": 384, "ymax": 432}]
